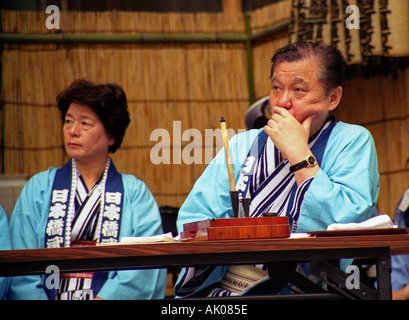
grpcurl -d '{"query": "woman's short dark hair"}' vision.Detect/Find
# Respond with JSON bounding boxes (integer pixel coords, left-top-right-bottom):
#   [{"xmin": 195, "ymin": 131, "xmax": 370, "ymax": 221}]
[
  {"xmin": 270, "ymin": 41, "xmax": 347, "ymax": 95},
  {"xmin": 57, "ymin": 79, "xmax": 130, "ymax": 153}
]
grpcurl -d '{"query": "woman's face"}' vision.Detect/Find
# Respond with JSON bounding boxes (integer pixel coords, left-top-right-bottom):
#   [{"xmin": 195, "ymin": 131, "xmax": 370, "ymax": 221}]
[
  {"xmin": 269, "ymin": 58, "xmax": 342, "ymax": 136},
  {"xmin": 63, "ymin": 102, "xmax": 114, "ymax": 164}
]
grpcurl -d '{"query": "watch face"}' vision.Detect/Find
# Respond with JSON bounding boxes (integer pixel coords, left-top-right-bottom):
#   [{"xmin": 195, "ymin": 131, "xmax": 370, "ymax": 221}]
[{"xmin": 307, "ymin": 156, "xmax": 316, "ymax": 165}]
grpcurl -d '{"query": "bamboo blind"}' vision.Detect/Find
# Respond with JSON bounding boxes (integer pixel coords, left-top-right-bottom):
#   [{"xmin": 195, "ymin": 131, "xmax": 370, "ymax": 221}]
[
  {"xmin": 251, "ymin": 0, "xmax": 292, "ymax": 98},
  {"xmin": 289, "ymin": 0, "xmax": 409, "ymax": 63},
  {"xmin": 1, "ymin": 10, "xmax": 249, "ymax": 208},
  {"xmin": 250, "ymin": 0, "xmax": 292, "ymax": 34},
  {"xmin": 2, "ymin": 10, "xmax": 245, "ymax": 33},
  {"xmin": 2, "ymin": 0, "xmax": 409, "ymax": 218}
]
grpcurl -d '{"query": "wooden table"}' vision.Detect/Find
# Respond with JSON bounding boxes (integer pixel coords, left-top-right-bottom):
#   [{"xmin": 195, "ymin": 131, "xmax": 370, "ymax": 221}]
[{"xmin": 1, "ymin": 233, "xmax": 409, "ymax": 300}]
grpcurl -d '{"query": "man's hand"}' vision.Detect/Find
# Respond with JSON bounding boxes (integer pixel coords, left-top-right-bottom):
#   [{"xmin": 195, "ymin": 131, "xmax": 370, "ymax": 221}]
[{"xmin": 264, "ymin": 106, "xmax": 315, "ymax": 165}]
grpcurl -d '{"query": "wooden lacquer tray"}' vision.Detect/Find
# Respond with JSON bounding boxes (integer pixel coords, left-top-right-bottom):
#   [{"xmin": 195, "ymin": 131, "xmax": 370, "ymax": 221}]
[{"xmin": 181, "ymin": 217, "xmax": 290, "ymax": 241}]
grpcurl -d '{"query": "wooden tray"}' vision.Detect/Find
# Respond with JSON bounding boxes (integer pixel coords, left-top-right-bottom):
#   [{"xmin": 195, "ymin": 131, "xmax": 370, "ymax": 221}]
[{"xmin": 181, "ymin": 217, "xmax": 291, "ymax": 241}]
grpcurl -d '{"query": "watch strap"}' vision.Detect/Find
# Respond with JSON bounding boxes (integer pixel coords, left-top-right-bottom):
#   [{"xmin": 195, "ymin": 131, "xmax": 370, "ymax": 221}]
[
  {"xmin": 289, "ymin": 160, "xmax": 308, "ymax": 172},
  {"xmin": 289, "ymin": 155, "xmax": 316, "ymax": 173}
]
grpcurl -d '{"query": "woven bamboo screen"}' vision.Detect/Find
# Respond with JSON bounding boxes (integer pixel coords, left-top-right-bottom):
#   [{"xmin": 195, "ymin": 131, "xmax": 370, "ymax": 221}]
[
  {"xmin": 1, "ymin": 10, "xmax": 249, "ymax": 208},
  {"xmin": 289, "ymin": 0, "xmax": 409, "ymax": 63},
  {"xmin": 250, "ymin": 0, "xmax": 292, "ymax": 99}
]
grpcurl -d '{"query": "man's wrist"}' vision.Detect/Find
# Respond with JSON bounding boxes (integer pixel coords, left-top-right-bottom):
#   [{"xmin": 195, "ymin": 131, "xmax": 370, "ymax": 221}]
[{"xmin": 289, "ymin": 155, "xmax": 317, "ymax": 173}]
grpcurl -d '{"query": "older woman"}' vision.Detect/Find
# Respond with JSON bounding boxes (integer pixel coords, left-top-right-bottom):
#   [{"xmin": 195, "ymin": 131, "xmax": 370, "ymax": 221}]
[
  {"xmin": 174, "ymin": 41, "xmax": 379, "ymax": 297},
  {"xmin": 8, "ymin": 80, "xmax": 166, "ymax": 300}
]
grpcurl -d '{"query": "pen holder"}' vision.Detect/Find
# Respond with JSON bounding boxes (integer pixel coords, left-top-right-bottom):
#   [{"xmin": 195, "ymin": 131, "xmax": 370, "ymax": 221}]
[
  {"xmin": 239, "ymin": 198, "xmax": 250, "ymax": 218},
  {"xmin": 230, "ymin": 191, "xmax": 239, "ymax": 218}
]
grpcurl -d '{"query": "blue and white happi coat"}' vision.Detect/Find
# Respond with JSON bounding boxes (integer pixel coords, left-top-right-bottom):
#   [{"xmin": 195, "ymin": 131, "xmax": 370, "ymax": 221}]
[
  {"xmin": 8, "ymin": 158, "xmax": 167, "ymax": 300},
  {"xmin": 45, "ymin": 158, "xmax": 124, "ymax": 299},
  {"xmin": 235, "ymin": 115, "xmax": 334, "ymax": 231}
]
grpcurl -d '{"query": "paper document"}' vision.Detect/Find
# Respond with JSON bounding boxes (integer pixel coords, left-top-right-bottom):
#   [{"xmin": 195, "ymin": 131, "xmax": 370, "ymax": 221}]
[
  {"xmin": 326, "ymin": 214, "xmax": 395, "ymax": 231},
  {"xmin": 97, "ymin": 232, "xmax": 179, "ymax": 245},
  {"xmin": 289, "ymin": 233, "xmax": 311, "ymax": 238},
  {"xmin": 120, "ymin": 232, "xmax": 179, "ymax": 243}
]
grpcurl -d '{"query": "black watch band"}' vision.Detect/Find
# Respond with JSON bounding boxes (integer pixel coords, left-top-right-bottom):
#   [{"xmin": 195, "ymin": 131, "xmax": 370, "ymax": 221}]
[{"xmin": 289, "ymin": 155, "xmax": 317, "ymax": 173}]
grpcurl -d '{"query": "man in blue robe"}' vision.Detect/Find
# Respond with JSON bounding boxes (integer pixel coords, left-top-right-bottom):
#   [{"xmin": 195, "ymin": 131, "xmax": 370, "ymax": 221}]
[{"xmin": 174, "ymin": 41, "xmax": 379, "ymax": 297}]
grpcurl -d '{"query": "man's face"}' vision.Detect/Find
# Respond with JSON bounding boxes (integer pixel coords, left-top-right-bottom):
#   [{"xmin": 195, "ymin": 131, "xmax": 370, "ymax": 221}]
[{"xmin": 269, "ymin": 58, "xmax": 341, "ymax": 136}]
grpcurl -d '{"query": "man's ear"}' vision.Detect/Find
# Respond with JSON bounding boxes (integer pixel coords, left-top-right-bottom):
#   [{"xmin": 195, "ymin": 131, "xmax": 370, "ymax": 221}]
[{"xmin": 329, "ymin": 86, "xmax": 343, "ymax": 111}]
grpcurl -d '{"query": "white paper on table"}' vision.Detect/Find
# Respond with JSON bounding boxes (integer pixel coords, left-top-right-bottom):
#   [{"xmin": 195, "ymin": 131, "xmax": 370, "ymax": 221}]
[
  {"xmin": 326, "ymin": 214, "xmax": 395, "ymax": 231},
  {"xmin": 97, "ymin": 232, "xmax": 180, "ymax": 245},
  {"xmin": 289, "ymin": 233, "xmax": 311, "ymax": 239}
]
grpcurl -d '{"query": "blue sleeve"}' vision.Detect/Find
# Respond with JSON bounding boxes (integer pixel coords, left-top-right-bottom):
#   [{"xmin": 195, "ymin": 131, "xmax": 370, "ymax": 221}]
[
  {"xmin": 174, "ymin": 131, "xmax": 257, "ymax": 297},
  {"xmin": 174, "ymin": 150, "xmax": 233, "ymax": 297},
  {"xmin": 7, "ymin": 171, "xmax": 54, "ymax": 300},
  {"xmin": 0, "ymin": 204, "xmax": 11, "ymax": 299},
  {"xmin": 391, "ymin": 254, "xmax": 409, "ymax": 291},
  {"xmin": 176, "ymin": 130, "xmax": 258, "ymax": 232},
  {"xmin": 96, "ymin": 175, "xmax": 167, "ymax": 300},
  {"xmin": 297, "ymin": 123, "xmax": 379, "ymax": 232},
  {"xmin": 390, "ymin": 207, "xmax": 409, "ymax": 290}
]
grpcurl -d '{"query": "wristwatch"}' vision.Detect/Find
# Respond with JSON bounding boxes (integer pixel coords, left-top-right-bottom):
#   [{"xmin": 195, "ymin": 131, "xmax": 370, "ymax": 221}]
[{"xmin": 289, "ymin": 155, "xmax": 317, "ymax": 173}]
